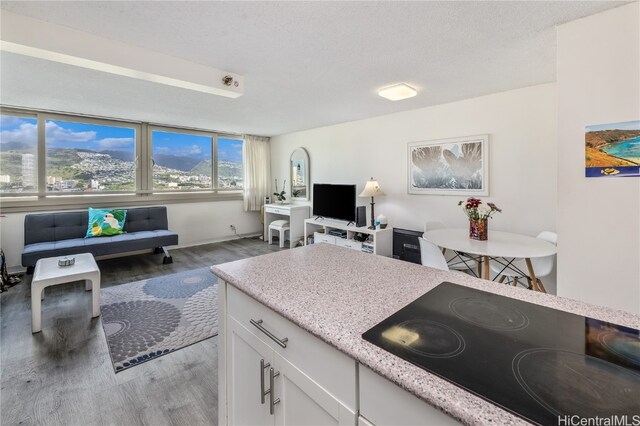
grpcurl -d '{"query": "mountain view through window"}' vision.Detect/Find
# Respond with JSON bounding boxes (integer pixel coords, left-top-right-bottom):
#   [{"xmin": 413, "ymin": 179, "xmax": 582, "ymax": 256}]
[
  {"xmin": 1, "ymin": 114, "xmax": 244, "ymax": 194},
  {"xmin": 45, "ymin": 120, "xmax": 137, "ymax": 192},
  {"xmin": 0, "ymin": 114, "xmax": 38, "ymax": 193},
  {"xmin": 151, "ymin": 131, "xmax": 243, "ymax": 190}
]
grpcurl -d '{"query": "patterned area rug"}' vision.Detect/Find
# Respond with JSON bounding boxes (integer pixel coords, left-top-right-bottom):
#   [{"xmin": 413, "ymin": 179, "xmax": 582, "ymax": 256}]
[{"xmin": 100, "ymin": 267, "xmax": 218, "ymax": 372}]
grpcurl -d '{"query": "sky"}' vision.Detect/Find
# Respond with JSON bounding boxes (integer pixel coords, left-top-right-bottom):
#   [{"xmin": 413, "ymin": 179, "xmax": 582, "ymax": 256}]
[
  {"xmin": 0, "ymin": 115, "xmax": 243, "ymax": 162},
  {"xmin": 586, "ymin": 120, "xmax": 640, "ymax": 132}
]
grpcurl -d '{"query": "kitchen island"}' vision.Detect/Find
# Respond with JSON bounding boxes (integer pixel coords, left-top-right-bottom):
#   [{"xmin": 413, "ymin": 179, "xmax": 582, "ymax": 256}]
[{"xmin": 211, "ymin": 243, "xmax": 639, "ymax": 425}]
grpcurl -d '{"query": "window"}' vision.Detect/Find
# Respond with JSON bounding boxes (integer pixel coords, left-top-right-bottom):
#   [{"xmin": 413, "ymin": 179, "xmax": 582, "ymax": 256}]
[
  {"xmin": 150, "ymin": 130, "xmax": 243, "ymax": 191},
  {"xmin": 151, "ymin": 130, "xmax": 213, "ymax": 191},
  {"xmin": 0, "ymin": 107, "xmax": 248, "ymax": 210},
  {"xmin": 218, "ymin": 137, "xmax": 243, "ymax": 189},
  {"xmin": 45, "ymin": 119, "xmax": 137, "ymax": 192},
  {"xmin": 0, "ymin": 113, "xmax": 38, "ymax": 193}
]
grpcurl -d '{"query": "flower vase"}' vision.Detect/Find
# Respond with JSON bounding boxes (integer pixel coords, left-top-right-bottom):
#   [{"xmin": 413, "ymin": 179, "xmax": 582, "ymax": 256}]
[{"xmin": 469, "ymin": 219, "xmax": 488, "ymax": 241}]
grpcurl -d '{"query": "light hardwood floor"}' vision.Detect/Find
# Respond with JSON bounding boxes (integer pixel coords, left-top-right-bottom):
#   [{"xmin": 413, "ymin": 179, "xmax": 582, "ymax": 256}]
[{"xmin": 1, "ymin": 237, "xmax": 283, "ymax": 426}]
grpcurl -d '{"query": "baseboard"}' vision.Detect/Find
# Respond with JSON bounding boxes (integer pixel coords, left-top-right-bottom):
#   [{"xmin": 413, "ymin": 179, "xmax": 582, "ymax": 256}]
[
  {"xmin": 6, "ymin": 233, "xmax": 264, "ymax": 273},
  {"xmin": 174, "ymin": 232, "xmax": 263, "ymax": 250}
]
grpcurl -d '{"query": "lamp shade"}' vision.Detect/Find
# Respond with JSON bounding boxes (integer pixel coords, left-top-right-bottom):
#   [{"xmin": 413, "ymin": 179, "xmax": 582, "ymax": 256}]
[{"xmin": 359, "ymin": 178, "xmax": 385, "ymax": 197}]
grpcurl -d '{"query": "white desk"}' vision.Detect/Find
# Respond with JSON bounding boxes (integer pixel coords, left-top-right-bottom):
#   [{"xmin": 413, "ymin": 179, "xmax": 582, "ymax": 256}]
[
  {"xmin": 423, "ymin": 228, "xmax": 557, "ymax": 292},
  {"xmin": 263, "ymin": 204, "xmax": 310, "ymax": 249}
]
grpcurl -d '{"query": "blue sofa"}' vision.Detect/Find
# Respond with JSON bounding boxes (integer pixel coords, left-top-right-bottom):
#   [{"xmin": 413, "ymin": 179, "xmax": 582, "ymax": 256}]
[{"xmin": 22, "ymin": 206, "xmax": 178, "ymax": 272}]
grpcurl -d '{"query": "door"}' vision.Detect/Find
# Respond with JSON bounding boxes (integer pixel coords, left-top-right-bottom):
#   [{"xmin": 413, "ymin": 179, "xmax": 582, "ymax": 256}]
[
  {"xmin": 227, "ymin": 317, "xmax": 274, "ymax": 426},
  {"xmin": 273, "ymin": 353, "xmax": 356, "ymax": 426}
]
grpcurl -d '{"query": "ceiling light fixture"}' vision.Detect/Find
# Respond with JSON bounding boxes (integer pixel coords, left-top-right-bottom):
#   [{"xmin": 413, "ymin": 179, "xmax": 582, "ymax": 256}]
[
  {"xmin": 378, "ymin": 83, "xmax": 418, "ymax": 101},
  {"xmin": 0, "ymin": 12, "xmax": 244, "ymax": 98}
]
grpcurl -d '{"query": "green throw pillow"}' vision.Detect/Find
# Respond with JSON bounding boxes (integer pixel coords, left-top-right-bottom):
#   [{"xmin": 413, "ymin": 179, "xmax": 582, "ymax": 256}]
[{"xmin": 86, "ymin": 208, "xmax": 127, "ymax": 238}]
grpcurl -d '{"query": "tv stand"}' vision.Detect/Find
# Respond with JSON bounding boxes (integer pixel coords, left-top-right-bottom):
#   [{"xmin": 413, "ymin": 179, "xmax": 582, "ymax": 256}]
[{"xmin": 304, "ymin": 218, "xmax": 392, "ymax": 256}]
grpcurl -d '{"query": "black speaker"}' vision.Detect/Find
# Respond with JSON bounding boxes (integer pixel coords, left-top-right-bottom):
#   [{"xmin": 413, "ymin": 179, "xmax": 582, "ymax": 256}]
[{"xmin": 355, "ymin": 206, "xmax": 367, "ymax": 227}]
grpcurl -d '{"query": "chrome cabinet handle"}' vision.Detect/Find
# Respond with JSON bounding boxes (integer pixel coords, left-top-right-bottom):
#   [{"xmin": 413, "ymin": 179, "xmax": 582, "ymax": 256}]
[
  {"xmin": 250, "ymin": 319, "xmax": 289, "ymax": 348},
  {"xmin": 259, "ymin": 358, "xmax": 271, "ymax": 404},
  {"xmin": 269, "ymin": 367, "xmax": 281, "ymax": 415}
]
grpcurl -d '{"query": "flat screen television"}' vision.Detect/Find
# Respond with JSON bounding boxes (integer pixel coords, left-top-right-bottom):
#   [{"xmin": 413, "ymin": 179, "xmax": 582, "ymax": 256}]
[{"xmin": 313, "ymin": 184, "xmax": 356, "ymax": 222}]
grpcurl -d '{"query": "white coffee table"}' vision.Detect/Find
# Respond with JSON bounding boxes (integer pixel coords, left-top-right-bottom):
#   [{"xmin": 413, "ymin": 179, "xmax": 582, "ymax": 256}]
[{"xmin": 31, "ymin": 253, "xmax": 101, "ymax": 333}]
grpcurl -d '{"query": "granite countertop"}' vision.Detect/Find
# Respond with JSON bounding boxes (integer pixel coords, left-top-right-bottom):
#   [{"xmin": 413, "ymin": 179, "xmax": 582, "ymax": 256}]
[{"xmin": 210, "ymin": 243, "xmax": 640, "ymax": 426}]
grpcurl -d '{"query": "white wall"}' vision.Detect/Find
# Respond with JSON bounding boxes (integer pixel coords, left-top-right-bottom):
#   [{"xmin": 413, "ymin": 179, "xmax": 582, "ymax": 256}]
[
  {"xmin": 0, "ymin": 200, "xmax": 261, "ymax": 269},
  {"xmin": 271, "ymin": 83, "xmax": 558, "ymax": 293},
  {"xmin": 557, "ymin": 3, "xmax": 640, "ymax": 314}
]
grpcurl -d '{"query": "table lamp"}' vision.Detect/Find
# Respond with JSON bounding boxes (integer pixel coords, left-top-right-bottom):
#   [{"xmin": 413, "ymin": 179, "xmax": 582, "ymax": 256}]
[{"xmin": 359, "ymin": 178, "xmax": 385, "ymax": 229}]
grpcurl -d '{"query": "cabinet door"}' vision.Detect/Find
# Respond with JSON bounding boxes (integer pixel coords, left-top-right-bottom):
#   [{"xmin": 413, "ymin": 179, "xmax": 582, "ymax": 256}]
[
  {"xmin": 273, "ymin": 353, "xmax": 356, "ymax": 426},
  {"xmin": 227, "ymin": 317, "xmax": 274, "ymax": 426}
]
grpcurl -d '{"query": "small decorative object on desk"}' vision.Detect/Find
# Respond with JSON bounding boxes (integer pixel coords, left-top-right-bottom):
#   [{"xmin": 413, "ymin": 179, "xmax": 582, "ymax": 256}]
[
  {"xmin": 375, "ymin": 214, "xmax": 388, "ymax": 229},
  {"xmin": 58, "ymin": 256, "xmax": 76, "ymax": 267},
  {"xmin": 273, "ymin": 179, "xmax": 287, "ymax": 204},
  {"xmin": 458, "ymin": 197, "xmax": 501, "ymax": 241}
]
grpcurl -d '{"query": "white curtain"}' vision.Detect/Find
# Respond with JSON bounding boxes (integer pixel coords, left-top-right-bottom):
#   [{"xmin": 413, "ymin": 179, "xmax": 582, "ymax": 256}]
[{"xmin": 243, "ymin": 135, "xmax": 271, "ymax": 212}]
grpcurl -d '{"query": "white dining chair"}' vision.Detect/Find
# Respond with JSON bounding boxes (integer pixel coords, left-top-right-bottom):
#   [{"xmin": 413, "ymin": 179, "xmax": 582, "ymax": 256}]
[
  {"xmin": 424, "ymin": 221, "xmax": 478, "ymax": 275},
  {"xmin": 490, "ymin": 231, "xmax": 557, "ymax": 291},
  {"xmin": 418, "ymin": 237, "xmax": 450, "ymax": 271}
]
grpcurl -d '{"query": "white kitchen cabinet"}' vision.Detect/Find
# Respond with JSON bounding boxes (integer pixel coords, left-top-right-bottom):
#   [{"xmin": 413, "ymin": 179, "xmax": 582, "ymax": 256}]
[
  {"xmin": 219, "ymin": 281, "xmax": 461, "ymax": 426},
  {"xmin": 358, "ymin": 415, "xmax": 375, "ymax": 426},
  {"xmin": 226, "ymin": 317, "xmax": 272, "ymax": 425},
  {"xmin": 359, "ymin": 365, "xmax": 461, "ymax": 425},
  {"xmin": 220, "ymin": 283, "xmax": 357, "ymax": 425},
  {"xmin": 274, "ymin": 353, "xmax": 355, "ymax": 426}
]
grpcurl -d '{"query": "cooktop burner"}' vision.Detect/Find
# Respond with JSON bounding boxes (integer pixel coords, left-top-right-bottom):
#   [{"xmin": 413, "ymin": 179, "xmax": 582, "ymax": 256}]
[
  {"xmin": 449, "ymin": 297, "xmax": 529, "ymax": 331},
  {"xmin": 362, "ymin": 282, "xmax": 640, "ymax": 425},
  {"xmin": 599, "ymin": 331, "xmax": 640, "ymax": 368},
  {"xmin": 382, "ymin": 319, "xmax": 465, "ymax": 358},
  {"xmin": 512, "ymin": 349, "xmax": 640, "ymax": 418}
]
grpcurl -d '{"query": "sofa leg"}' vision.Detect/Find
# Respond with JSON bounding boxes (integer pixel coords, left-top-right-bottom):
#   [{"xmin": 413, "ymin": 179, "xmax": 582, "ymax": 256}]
[
  {"xmin": 161, "ymin": 247, "xmax": 173, "ymax": 264},
  {"xmin": 26, "ymin": 266, "xmax": 34, "ymax": 275},
  {"xmin": 154, "ymin": 247, "xmax": 163, "ymax": 254}
]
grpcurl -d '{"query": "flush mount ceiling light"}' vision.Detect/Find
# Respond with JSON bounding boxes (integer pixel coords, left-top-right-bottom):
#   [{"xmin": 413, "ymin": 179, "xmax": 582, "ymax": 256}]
[{"xmin": 378, "ymin": 83, "xmax": 418, "ymax": 101}]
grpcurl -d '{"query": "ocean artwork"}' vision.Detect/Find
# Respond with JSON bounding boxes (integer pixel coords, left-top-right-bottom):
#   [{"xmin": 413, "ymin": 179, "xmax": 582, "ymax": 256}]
[
  {"xmin": 408, "ymin": 135, "xmax": 489, "ymax": 195},
  {"xmin": 585, "ymin": 120, "xmax": 640, "ymax": 178}
]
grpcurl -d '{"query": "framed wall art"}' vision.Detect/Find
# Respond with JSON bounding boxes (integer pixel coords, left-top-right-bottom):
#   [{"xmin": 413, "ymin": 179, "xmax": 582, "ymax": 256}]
[
  {"xmin": 408, "ymin": 134, "xmax": 489, "ymax": 195},
  {"xmin": 585, "ymin": 120, "xmax": 640, "ymax": 178}
]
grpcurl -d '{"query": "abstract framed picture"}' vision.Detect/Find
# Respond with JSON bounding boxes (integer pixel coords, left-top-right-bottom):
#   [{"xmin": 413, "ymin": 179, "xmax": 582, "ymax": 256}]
[
  {"xmin": 585, "ymin": 120, "xmax": 640, "ymax": 178},
  {"xmin": 408, "ymin": 134, "xmax": 489, "ymax": 195}
]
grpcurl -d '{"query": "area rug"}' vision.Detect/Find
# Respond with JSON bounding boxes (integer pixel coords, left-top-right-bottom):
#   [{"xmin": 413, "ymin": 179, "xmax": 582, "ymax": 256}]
[{"xmin": 100, "ymin": 267, "xmax": 218, "ymax": 372}]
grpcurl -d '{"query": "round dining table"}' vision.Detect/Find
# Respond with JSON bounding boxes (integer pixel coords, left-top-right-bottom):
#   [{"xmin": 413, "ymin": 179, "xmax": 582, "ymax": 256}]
[{"xmin": 423, "ymin": 228, "xmax": 558, "ymax": 292}]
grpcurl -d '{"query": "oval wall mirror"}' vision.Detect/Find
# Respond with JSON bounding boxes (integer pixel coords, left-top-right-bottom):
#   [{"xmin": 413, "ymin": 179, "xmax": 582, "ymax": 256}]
[{"xmin": 290, "ymin": 147, "xmax": 310, "ymax": 201}]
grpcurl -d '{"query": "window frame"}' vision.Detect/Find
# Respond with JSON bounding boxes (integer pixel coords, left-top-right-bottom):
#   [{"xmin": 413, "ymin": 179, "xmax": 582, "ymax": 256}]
[
  {"xmin": 41, "ymin": 112, "xmax": 142, "ymax": 196},
  {"xmin": 0, "ymin": 110, "xmax": 39, "ymax": 196},
  {"xmin": 0, "ymin": 106, "xmax": 245, "ymax": 213},
  {"xmin": 216, "ymin": 135, "xmax": 245, "ymax": 191},
  {"xmin": 148, "ymin": 124, "xmax": 217, "ymax": 193}
]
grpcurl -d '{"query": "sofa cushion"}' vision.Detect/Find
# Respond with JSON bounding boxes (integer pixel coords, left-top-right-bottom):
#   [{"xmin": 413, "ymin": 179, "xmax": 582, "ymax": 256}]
[
  {"xmin": 22, "ymin": 230, "xmax": 179, "ymax": 267},
  {"xmin": 124, "ymin": 207, "xmax": 169, "ymax": 233},
  {"xmin": 24, "ymin": 211, "xmax": 88, "ymax": 245}
]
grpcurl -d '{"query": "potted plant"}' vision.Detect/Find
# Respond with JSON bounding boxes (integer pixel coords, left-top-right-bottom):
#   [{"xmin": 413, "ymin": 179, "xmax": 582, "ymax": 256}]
[
  {"xmin": 458, "ymin": 197, "xmax": 501, "ymax": 240},
  {"xmin": 273, "ymin": 179, "xmax": 287, "ymax": 204}
]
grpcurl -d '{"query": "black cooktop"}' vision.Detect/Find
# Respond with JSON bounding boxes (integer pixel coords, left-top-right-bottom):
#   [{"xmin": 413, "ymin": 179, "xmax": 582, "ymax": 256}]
[{"xmin": 362, "ymin": 282, "xmax": 640, "ymax": 425}]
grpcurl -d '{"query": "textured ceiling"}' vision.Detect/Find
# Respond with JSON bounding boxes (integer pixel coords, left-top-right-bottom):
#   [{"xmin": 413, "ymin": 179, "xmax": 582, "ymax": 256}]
[{"xmin": 0, "ymin": 1, "xmax": 629, "ymax": 136}]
